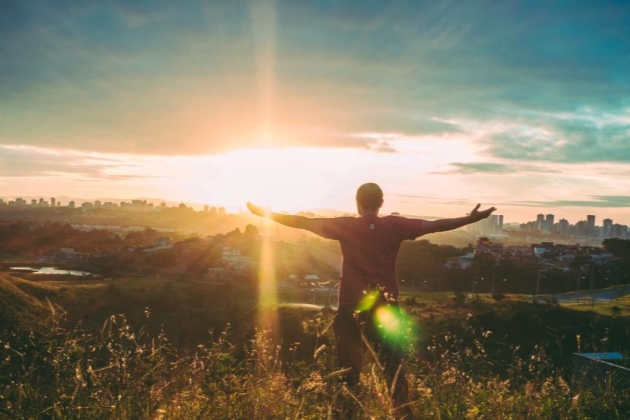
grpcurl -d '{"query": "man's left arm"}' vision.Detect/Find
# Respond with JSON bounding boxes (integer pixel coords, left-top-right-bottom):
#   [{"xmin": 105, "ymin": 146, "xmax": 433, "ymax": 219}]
[
  {"xmin": 422, "ymin": 204, "xmax": 497, "ymax": 234},
  {"xmin": 247, "ymin": 202, "xmax": 326, "ymax": 236}
]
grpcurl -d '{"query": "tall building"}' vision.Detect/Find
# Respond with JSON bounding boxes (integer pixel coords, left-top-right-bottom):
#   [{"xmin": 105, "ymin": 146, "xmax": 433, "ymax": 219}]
[
  {"xmin": 544, "ymin": 214, "xmax": 554, "ymax": 233},
  {"xmin": 612, "ymin": 224, "xmax": 629, "ymax": 238},
  {"xmin": 558, "ymin": 218, "xmax": 569, "ymax": 235},
  {"xmin": 536, "ymin": 214, "xmax": 545, "ymax": 231},
  {"xmin": 603, "ymin": 219, "xmax": 613, "ymax": 237},
  {"xmin": 488, "ymin": 214, "xmax": 499, "ymax": 234},
  {"xmin": 587, "ymin": 215, "xmax": 596, "ymax": 236},
  {"xmin": 472, "ymin": 214, "xmax": 504, "ymax": 235},
  {"xmin": 51, "ymin": 197, "xmax": 56, "ymax": 207}
]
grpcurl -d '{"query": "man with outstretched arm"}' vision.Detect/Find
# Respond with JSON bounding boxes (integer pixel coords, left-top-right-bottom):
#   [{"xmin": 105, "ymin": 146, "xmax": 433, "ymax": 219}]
[{"xmin": 247, "ymin": 182, "xmax": 496, "ymax": 419}]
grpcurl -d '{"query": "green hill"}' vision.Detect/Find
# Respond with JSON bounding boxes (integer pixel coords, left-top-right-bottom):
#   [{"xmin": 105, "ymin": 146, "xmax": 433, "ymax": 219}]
[
  {"xmin": 0, "ymin": 273, "xmax": 51, "ymax": 330},
  {"xmin": 0, "ymin": 273, "xmax": 262, "ymax": 348}
]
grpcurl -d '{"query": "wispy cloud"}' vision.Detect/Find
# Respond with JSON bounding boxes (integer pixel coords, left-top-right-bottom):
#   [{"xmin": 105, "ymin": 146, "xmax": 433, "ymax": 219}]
[
  {"xmin": 509, "ymin": 196, "xmax": 630, "ymax": 209},
  {"xmin": 480, "ymin": 112, "xmax": 630, "ymax": 163},
  {"xmin": 0, "ymin": 146, "xmax": 151, "ymax": 181},
  {"xmin": 432, "ymin": 161, "xmax": 561, "ymax": 175}
]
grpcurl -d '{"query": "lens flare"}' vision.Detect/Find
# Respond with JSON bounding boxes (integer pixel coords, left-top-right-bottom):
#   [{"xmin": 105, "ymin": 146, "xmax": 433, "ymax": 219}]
[
  {"xmin": 358, "ymin": 290, "xmax": 381, "ymax": 312},
  {"xmin": 373, "ymin": 305, "xmax": 419, "ymax": 351}
]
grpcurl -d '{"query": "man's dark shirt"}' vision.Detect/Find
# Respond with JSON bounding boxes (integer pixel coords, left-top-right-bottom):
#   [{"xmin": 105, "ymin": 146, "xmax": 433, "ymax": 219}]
[{"xmin": 311, "ymin": 215, "xmax": 427, "ymax": 305}]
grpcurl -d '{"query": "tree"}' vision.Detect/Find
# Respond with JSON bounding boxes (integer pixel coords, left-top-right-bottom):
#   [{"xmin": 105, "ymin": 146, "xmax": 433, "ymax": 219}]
[
  {"xmin": 603, "ymin": 238, "xmax": 630, "ymax": 258},
  {"xmin": 396, "ymin": 240, "xmax": 462, "ymax": 284},
  {"xmin": 476, "ymin": 236, "xmax": 491, "ymax": 247},
  {"xmin": 244, "ymin": 224, "xmax": 260, "ymax": 238}
]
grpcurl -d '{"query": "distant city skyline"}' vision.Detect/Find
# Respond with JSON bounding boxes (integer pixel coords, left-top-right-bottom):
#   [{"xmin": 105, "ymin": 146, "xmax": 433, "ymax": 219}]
[
  {"xmin": 2, "ymin": 2, "xmax": 630, "ymax": 226},
  {"xmin": 3, "ymin": 194, "xmax": 630, "ymax": 229}
]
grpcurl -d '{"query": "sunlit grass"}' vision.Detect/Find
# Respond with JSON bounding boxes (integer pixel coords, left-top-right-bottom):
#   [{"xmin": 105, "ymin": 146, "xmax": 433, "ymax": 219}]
[
  {"xmin": 2, "ymin": 307, "xmax": 629, "ymax": 419},
  {"xmin": 561, "ymin": 297, "xmax": 630, "ymax": 316}
]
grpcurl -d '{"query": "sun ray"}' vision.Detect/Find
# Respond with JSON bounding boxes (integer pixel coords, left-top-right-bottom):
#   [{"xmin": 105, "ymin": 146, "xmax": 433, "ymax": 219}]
[
  {"xmin": 257, "ymin": 216, "xmax": 279, "ymax": 339},
  {"xmin": 251, "ymin": 0, "xmax": 280, "ymax": 340}
]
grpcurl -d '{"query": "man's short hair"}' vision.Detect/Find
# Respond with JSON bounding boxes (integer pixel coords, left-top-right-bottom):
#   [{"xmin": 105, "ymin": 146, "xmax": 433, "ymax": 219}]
[{"xmin": 356, "ymin": 183, "xmax": 383, "ymax": 210}]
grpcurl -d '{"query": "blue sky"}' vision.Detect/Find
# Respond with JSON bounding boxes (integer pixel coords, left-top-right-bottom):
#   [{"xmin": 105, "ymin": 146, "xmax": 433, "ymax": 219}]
[{"xmin": 1, "ymin": 0, "xmax": 629, "ymax": 224}]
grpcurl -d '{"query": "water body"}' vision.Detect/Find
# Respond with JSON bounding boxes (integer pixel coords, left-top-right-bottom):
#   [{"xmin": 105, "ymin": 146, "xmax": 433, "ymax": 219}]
[{"xmin": 9, "ymin": 267, "xmax": 94, "ymax": 277}]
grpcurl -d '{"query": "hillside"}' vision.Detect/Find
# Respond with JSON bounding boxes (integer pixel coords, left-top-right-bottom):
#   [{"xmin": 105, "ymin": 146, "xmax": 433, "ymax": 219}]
[
  {"xmin": 3, "ymin": 272, "xmax": 630, "ymax": 364},
  {"xmin": 0, "ymin": 273, "xmax": 50, "ymax": 330},
  {"xmin": 0, "ymin": 273, "xmax": 263, "ymax": 348}
]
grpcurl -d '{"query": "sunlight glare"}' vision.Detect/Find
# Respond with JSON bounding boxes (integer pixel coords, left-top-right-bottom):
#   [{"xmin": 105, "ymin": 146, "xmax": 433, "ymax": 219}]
[{"xmin": 202, "ymin": 148, "xmax": 351, "ymax": 212}]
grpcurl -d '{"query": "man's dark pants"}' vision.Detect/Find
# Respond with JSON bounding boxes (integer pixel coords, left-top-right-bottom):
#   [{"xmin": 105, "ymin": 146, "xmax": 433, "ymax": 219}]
[{"xmin": 333, "ymin": 301, "xmax": 411, "ymax": 413}]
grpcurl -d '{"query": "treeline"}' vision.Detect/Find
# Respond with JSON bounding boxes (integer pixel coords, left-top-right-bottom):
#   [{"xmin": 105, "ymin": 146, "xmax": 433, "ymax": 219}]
[
  {"xmin": 0, "ymin": 221, "xmax": 180, "ymax": 256},
  {"xmin": 396, "ymin": 238, "xmax": 630, "ymax": 295},
  {"xmin": 3, "ymin": 220, "xmax": 630, "ymax": 296}
]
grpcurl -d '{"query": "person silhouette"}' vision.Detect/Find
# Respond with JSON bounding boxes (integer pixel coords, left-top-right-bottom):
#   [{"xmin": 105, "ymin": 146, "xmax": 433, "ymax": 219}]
[{"xmin": 248, "ymin": 182, "xmax": 496, "ymax": 419}]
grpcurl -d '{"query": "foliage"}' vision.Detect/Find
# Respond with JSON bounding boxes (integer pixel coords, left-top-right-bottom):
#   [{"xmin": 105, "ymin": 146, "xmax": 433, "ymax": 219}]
[
  {"xmin": 603, "ymin": 238, "xmax": 630, "ymax": 259},
  {"xmin": 396, "ymin": 240, "xmax": 462, "ymax": 284},
  {"xmin": 1, "ymin": 302, "xmax": 630, "ymax": 419}
]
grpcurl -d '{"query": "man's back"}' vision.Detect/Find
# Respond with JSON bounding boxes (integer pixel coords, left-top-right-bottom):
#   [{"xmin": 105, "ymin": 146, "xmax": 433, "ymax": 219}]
[{"xmin": 314, "ymin": 215, "xmax": 427, "ymax": 305}]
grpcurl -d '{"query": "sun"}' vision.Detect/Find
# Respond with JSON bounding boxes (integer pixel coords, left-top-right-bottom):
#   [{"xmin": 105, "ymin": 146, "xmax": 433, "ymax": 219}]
[{"xmin": 201, "ymin": 147, "xmax": 343, "ymax": 213}]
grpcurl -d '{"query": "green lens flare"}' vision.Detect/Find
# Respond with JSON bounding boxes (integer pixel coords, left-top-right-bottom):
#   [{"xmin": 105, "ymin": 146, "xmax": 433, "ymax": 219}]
[
  {"xmin": 358, "ymin": 290, "xmax": 381, "ymax": 311},
  {"xmin": 373, "ymin": 305, "xmax": 419, "ymax": 351}
]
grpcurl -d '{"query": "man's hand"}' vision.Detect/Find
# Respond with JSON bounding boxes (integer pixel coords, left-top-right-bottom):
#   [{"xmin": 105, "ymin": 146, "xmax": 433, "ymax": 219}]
[
  {"xmin": 247, "ymin": 202, "xmax": 270, "ymax": 218},
  {"xmin": 469, "ymin": 204, "xmax": 497, "ymax": 221},
  {"xmin": 246, "ymin": 202, "xmax": 322, "ymax": 232}
]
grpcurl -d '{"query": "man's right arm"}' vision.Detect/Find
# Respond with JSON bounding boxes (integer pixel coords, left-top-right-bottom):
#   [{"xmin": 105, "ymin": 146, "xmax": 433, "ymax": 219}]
[
  {"xmin": 247, "ymin": 202, "xmax": 325, "ymax": 235},
  {"xmin": 421, "ymin": 204, "xmax": 496, "ymax": 234}
]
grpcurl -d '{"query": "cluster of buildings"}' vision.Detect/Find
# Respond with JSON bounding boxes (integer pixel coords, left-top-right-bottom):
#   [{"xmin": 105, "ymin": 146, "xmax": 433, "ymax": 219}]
[
  {"xmin": 0, "ymin": 197, "xmax": 226, "ymax": 215},
  {"xmin": 520, "ymin": 214, "xmax": 629, "ymax": 239},
  {"xmin": 0, "ymin": 197, "xmax": 160, "ymax": 210},
  {"xmin": 4, "ymin": 196, "xmax": 630, "ymax": 241},
  {"xmin": 465, "ymin": 211, "xmax": 629, "ymax": 240},
  {"xmin": 467, "ymin": 214, "xmax": 505, "ymax": 236},
  {"xmin": 444, "ymin": 240, "xmax": 616, "ymax": 273}
]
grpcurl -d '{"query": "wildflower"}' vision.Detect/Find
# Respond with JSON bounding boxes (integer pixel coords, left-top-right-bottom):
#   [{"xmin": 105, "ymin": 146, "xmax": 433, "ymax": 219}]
[
  {"xmin": 558, "ymin": 377, "xmax": 570, "ymax": 395},
  {"xmin": 151, "ymin": 408, "xmax": 166, "ymax": 420},
  {"xmin": 572, "ymin": 393, "xmax": 580, "ymax": 408},
  {"xmin": 301, "ymin": 372, "xmax": 325, "ymax": 393},
  {"xmin": 466, "ymin": 405, "xmax": 480, "ymax": 418},
  {"xmin": 417, "ymin": 384, "xmax": 433, "ymax": 399}
]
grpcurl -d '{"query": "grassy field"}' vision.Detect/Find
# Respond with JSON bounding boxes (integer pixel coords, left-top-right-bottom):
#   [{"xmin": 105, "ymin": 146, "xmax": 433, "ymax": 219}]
[
  {"xmin": 2, "ymin": 272, "xmax": 630, "ymax": 418},
  {"xmin": 561, "ymin": 294, "xmax": 630, "ymax": 316}
]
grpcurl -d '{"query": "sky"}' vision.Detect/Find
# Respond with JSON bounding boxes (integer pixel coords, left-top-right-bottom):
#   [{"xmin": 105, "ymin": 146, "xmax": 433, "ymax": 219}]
[{"xmin": 1, "ymin": 0, "xmax": 630, "ymax": 225}]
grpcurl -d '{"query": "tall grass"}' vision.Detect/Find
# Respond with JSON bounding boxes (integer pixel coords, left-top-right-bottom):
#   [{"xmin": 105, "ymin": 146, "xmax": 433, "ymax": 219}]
[{"xmin": 1, "ymin": 305, "xmax": 628, "ymax": 419}]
